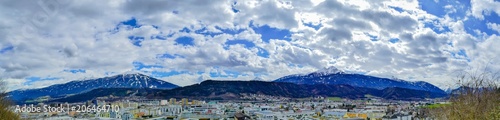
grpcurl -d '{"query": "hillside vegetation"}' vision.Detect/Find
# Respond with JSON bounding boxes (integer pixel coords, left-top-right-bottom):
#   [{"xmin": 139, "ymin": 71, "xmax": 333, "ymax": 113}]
[
  {"xmin": 431, "ymin": 72, "xmax": 500, "ymax": 119},
  {"xmin": 0, "ymin": 80, "xmax": 20, "ymax": 120}
]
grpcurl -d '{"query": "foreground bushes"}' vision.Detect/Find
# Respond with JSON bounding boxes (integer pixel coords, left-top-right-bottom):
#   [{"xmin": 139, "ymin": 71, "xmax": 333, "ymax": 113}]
[
  {"xmin": 431, "ymin": 72, "xmax": 500, "ymax": 120},
  {"xmin": 0, "ymin": 80, "xmax": 19, "ymax": 120}
]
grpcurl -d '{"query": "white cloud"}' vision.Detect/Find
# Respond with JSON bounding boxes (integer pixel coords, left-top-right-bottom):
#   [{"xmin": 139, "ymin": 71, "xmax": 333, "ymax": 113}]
[
  {"xmin": 487, "ymin": 22, "xmax": 500, "ymax": 34},
  {"xmin": 444, "ymin": 5, "xmax": 457, "ymax": 14},
  {"xmin": 470, "ymin": 0, "xmax": 500, "ymax": 20}
]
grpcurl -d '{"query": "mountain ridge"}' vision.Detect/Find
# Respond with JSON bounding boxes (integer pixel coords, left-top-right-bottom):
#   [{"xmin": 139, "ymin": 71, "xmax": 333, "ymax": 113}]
[
  {"xmin": 8, "ymin": 70, "xmax": 450, "ymax": 104},
  {"xmin": 48, "ymin": 80, "xmax": 448, "ymax": 103},
  {"xmin": 8, "ymin": 73, "xmax": 179, "ymax": 104},
  {"xmin": 274, "ymin": 67, "xmax": 445, "ymax": 94}
]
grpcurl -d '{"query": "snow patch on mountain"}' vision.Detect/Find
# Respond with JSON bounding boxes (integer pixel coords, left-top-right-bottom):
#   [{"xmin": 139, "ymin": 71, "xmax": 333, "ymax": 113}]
[
  {"xmin": 314, "ymin": 66, "xmax": 344, "ymax": 75},
  {"xmin": 8, "ymin": 73, "xmax": 179, "ymax": 103},
  {"xmin": 274, "ymin": 67, "xmax": 446, "ymax": 94}
]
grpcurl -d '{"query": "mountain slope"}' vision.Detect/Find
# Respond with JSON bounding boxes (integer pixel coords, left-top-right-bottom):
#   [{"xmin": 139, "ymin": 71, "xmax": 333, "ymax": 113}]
[
  {"xmin": 274, "ymin": 67, "xmax": 445, "ymax": 94},
  {"xmin": 8, "ymin": 73, "xmax": 178, "ymax": 103},
  {"xmin": 380, "ymin": 87, "xmax": 447, "ymax": 100},
  {"xmin": 157, "ymin": 80, "xmax": 313, "ymax": 99},
  {"xmin": 49, "ymin": 88, "xmax": 164, "ymax": 103}
]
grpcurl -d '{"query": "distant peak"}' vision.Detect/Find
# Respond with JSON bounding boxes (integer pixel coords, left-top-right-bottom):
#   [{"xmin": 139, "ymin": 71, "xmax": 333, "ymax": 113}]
[
  {"xmin": 200, "ymin": 80, "xmax": 218, "ymax": 84},
  {"xmin": 110, "ymin": 72, "xmax": 149, "ymax": 78},
  {"xmin": 252, "ymin": 77, "xmax": 265, "ymax": 81},
  {"xmin": 315, "ymin": 66, "xmax": 343, "ymax": 74},
  {"xmin": 122, "ymin": 71, "xmax": 144, "ymax": 75}
]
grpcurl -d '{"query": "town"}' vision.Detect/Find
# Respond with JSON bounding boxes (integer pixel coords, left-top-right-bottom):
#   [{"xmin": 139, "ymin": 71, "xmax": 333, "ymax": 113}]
[{"xmin": 13, "ymin": 94, "xmax": 446, "ymax": 120}]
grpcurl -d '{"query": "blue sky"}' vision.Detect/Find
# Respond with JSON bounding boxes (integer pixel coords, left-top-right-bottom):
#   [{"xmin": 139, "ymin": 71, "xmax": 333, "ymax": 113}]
[{"xmin": 1, "ymin": 0, "xmax": 500, "ymax": 91}]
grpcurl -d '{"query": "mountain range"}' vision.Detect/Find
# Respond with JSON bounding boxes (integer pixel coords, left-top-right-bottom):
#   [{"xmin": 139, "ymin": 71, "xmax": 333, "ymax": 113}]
[
  {"xmin": 48, "ymin": 80, "xmax": 447, "ymax": 103},
  {"xmin": 156, "ymin": 80, "xmax": 446, "ymax": 100},
  {"xmin": 8, "ymin": 67, "xmax": 449, "ymax": 104},
  {"xmin": 275, "ymin": 67, "xmax": 446, "ymax": 94},
  {"xmin": 8, "ymin": 73, "xmax": 178, "ymax": 104}
]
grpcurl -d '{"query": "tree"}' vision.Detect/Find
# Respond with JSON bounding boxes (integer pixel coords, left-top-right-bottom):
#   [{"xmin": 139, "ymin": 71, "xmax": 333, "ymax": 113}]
[{"xmin": 0, "ymin": 79, "xmax": 20, "ymax": 119}]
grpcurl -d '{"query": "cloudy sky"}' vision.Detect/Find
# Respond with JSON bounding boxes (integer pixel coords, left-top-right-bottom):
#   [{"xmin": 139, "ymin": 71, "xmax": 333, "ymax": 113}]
[{"xmin": 1, "ymin": 0, "xmax": 499, "ymax": 91}]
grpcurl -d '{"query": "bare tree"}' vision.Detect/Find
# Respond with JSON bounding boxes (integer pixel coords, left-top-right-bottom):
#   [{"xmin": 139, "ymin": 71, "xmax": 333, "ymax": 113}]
[
  {"xmin": 431, "ymin": 71, "xmax": 500, "ymax": 119},
  {"xmin": 0, "ymin": 79, "xmax": 20, "ymax": 120}
]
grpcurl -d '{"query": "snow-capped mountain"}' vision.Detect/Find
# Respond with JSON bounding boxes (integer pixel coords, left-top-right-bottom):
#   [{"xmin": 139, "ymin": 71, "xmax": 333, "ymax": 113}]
[
  {"xmin": 274, "ymin": 67, "xmax": 446, "ymax": 94},
  {"xmin": 314, "ymin": 66, "xmax": 345, "ymax": 75},
  {"xmin": 8, "ymin": 73, "xmax": 179, "ymax": 103}
]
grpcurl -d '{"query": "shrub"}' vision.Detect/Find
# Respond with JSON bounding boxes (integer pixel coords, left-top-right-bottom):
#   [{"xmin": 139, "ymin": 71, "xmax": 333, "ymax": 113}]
[
  {"xmin": 0, "ymin": 80, "xmax": 20, "ymax": 120},
  {"xmin": 431, "ymin": 72, "xmax": 500, "ymax": 120}
]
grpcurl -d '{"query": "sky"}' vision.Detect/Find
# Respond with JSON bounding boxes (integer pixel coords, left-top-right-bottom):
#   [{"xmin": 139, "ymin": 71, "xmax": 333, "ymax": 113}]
[{"xmin": 1, "ymin": 0, "xmax": 500, "ymax": 91}]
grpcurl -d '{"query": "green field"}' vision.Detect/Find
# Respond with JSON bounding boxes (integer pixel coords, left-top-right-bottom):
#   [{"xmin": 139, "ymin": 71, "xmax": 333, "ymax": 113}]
[
  {"xmin": 422, "ymin": 103, "xmax": 451, "ymax": 109},
  {"xmin": 327, "ymin": 97, "xmax": 342, "ymax": 101}
]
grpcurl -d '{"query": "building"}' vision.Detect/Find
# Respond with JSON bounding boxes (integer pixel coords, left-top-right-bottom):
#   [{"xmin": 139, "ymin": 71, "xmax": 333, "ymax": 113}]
[
  {"xmin": 157, "ymin": 105, "xmax": 183, "ymax": 116},
  {"xmin": 181, "ymin": 98, "xmax": 189, "ymax": 105},
  {"xmin": 121, "ymin": 112, "xmax": 133, "ymax": 120},
  {"xmin": 344, "ymin": 113, "xmax": 368, "ymax": 119},
  {"xmin": 160, "ymin": 100, "xmax": 169, "ymax": 105},
  {"xmin": 169, "ymin": 98, "xmax": 177, "ymax": 105},
  {"xmin": 323, "ymin": 111, "xmax": 346, "ymax": 119}
]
